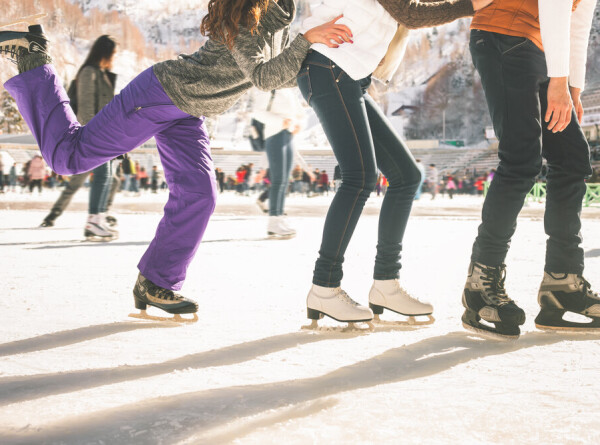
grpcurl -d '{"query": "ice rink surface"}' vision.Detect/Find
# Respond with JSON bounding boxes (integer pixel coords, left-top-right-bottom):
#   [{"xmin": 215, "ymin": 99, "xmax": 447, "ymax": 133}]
[{"xmin": 1, "ymin": 191, "xmax": 600, "ymax": 444}]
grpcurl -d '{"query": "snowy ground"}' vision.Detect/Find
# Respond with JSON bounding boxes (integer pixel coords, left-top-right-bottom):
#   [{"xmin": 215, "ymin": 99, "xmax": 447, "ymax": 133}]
[{"xmin": 1, "ymin": 191, "xmax": 600, "ymax": 444}]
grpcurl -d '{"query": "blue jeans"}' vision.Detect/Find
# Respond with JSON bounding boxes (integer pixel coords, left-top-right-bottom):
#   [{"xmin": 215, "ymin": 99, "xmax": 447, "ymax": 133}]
[
  {"xmin": 89, "ymin": 161, "xmax": 112, "ymax": 214},
  {"xmin": 297, "ymin": 51, "xmax": 422, "ymax": 287},
  {"xmin": 469, "ymin": 30, "xmax": 591, "ymax": 274},
  {"xmin": 265, "ymin": 130, "xmax": 294, "ymax": 216}
]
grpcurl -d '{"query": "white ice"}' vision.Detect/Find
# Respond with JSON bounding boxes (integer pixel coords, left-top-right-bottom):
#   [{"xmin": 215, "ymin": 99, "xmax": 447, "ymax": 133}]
[{"xmin": 1, "ymin": 192, "xmax": 600, "ymax": 444}]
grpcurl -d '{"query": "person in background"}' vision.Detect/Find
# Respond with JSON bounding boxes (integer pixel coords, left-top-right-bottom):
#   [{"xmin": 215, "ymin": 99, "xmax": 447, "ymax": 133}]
[
  {"xmin": 414, "ymin": 159, "xmax": 425, "ymax": 200},
  {"xmin": 151, "ymin": 165, "xmax": 160, "ymax": 194},
  {"xmin": 139, "ymin": 166, "xmax": 149, "ymax": 191},
  {"xmin": 9, "ymin": 163, "xmax": 18, "ymax": 192},
  {"xmin": 427, "ymin": 164, "xmax": 439, "ymax": 200},
  {"xmin": 40, "ymin": 36, "xmax": 119, "ymax": 241},
  {"xmin": 251, "ymin": 88, "xmax": 305, "ymax": 238},
  {"xmin": 319, "ymin": 169, "xmax": 329, "ymax": 195},
  {"xmin": 0, "ymin": 155, "xmax": 4, "ymax": 193},
  {"xmin": 333, "ymin": 164, "xmax": 341, "ymax": 192},
  {"xmin": 27, "ymin": 155, "xmax": 45, "ymax": 194},
  {"xmin": 446, "ymin": 175, "xmax": 456, "ymax": 199}
]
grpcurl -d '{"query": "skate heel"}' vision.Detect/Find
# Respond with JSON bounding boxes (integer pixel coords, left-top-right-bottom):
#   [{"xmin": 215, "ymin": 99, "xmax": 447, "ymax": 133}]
[
  {"xmin": 369, "ymin": 303, "xmax": 384, "ymax": 315},
  {"xmin": 134, "ymin": 295, "xmax": 147, "ymax": 311},
  {"xmin": 28, "ymin": 24, "xmax": 44, "ymax": 34},
  {"xmin": 307, "ymin": 308, "xmax": 324, "ymax": 320},
  {"xmin": 534, "ymin": 308, "xmax": 566, "ymax": 330}
]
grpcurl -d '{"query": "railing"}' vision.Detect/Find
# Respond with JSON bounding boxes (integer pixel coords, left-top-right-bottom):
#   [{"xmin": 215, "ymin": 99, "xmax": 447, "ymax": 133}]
[{"xmin": 483, "ymin": 182, "xmax": 600, "ymax": 207}]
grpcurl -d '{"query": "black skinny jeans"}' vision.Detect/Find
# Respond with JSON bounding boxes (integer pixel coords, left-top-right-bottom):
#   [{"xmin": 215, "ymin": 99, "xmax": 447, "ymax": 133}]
[
  {"xmin": 470, "ymin": 30, "xmax": 592, "ymax": 274},
  {"xmin": 297, "ymin": 51, "xmax": 422, "ymax": 287}
]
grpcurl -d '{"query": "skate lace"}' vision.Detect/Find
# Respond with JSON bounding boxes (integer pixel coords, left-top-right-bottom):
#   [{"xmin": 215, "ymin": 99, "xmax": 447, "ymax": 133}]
[
  {"xmin": 396, "ymin": 282, "xmax": 425, "ymax": 303},
  {"xmin": 480, "ymin": 266, "xmax": 511, "ymax": 305},
  {"xmin": 338, "ymin": 289, "xmax": 360, "ymax": 307},
  {"xmin": 148, "ymin": 282, "xmax": 182, "ymax": 302},
  {"xmin": 580, "ymin": 277, "xmax": 599, "ymax": 299},
  {"xmin": 0, "ymin": 45, "xmax": 21, "ymax": 63}
]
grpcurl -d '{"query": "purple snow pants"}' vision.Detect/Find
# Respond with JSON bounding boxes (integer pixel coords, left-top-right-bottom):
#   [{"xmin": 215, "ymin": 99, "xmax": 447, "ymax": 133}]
[{"xmin": 5, "ymin": 65, "xmax": 217, "ymax": 290}]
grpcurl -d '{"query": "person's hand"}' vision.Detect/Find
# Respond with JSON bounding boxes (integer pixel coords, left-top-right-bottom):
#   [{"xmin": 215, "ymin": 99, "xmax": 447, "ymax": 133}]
[
  {"xmin": 546, "ymin": 77, "xmax": 572, "ymax": 133},
  {"xmin": 283, "ymin": 118, "xmax": 292, "ymax": 129},
  {"xmin": 303, "ymin": 15, "xmax": 353, "ymax": 48},
  {"xmin": 570, "ymin": 86, "xmax": 584, "ymax": 124},
  {"xmin": 292, "ymin": 125, "xmax": 301, "ymax": 135},
  {"xmin": 472, "ymin": 0, "xmax": 494, "ymax": 11}
]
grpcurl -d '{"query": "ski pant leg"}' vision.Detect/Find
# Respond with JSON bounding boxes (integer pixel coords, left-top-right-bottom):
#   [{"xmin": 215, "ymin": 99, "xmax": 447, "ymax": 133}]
[
  {"xmin": 50, "ymin": 172, "xmax": 89, "ymax": 216},
  {"xmin": 4, "ymin": 66, "xmax": 186, "ymax": 175},
  {"xmin": 137, "ymin": 116, "xmax": 217, "ymax": 291}
]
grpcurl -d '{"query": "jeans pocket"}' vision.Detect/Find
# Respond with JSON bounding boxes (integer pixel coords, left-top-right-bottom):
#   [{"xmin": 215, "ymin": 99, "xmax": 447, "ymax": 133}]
[
  {"xmin": 499, "ymin": 35, "xmax": 529, "ymax": 55},
  {"xmin": 297, "ymin": 65, "xmax": 312, "ymax": 105}
]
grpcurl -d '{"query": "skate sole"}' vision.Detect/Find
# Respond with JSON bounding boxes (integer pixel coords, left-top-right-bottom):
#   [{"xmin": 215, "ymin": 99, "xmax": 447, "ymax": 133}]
[
  {"xmin": 370, "ymin": 303, "xmax": 434, "ymax": 325},
  {"xmin": 129, "ymin": 310, "xmax": 198, "ymax": 323},
  {"xmin": 302, "ymin": 307, "xmax": 374, "ymax": 332},
  {"xmin": 535, "ymin": 323, "xmax": 600, "ymax": 333},
  {"xmin": 267, "ymin": 233, "xmax": 296, "ymax": 240},
  {"xmin": 372, "ymin": 314, "xmax": 435, "ymax": 326},
  {"xmin": 462, "ymin": 322, "xmax": 519, "ymax": 341}
]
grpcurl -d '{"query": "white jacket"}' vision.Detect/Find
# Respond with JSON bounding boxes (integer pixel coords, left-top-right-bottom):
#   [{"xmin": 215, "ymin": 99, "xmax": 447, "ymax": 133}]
[
  {"xmin": 252, "ymin": 89, "xmax": 306, "ymax": 139},
  {"xmin": 539, "ymin": 0, "xmax": 597, "ymax": 90},
  {"xmin": 302, "ymin": 0, "xmax": 398, "ymax": 81}
]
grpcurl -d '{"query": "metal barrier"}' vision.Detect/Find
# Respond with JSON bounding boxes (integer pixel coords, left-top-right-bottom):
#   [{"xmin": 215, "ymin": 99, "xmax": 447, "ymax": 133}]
[{"xmin": 484, "ymin": 182, "xmax": 600, "ymax": 207}]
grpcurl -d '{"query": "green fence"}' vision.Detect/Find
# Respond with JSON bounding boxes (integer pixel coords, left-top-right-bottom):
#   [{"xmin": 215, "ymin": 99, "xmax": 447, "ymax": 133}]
[{"xmin": 483, "ymin": 182, "xmax": 600, "ymax": 207}]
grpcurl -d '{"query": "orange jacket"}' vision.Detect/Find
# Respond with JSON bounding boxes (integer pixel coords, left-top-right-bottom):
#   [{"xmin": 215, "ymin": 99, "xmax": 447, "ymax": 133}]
[{"xmin": 471, "ymin": 0, "xmax": 581, "ymax": 51}]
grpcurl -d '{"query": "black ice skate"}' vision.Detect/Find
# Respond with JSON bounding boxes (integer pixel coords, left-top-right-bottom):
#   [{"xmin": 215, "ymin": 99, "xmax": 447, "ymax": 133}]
[
  {"xmin": 462, "ymin": 262, "xmax": 526, "ymax": 340},
  {"xmin": 535, "ymin": 272, "xmax": 600, "ymax": 332},
  {"xmin": 0, "ymin": 15, "xmax": 49, "ymax": 63},
  {"xmin": 130, "ymin": 273, "xmax": 199, "ymax": 323}
]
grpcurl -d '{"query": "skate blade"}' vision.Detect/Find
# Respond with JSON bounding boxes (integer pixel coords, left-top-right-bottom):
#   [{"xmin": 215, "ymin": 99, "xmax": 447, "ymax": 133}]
[
  {"xmin": 0, "ymin": 14, "xmax": 47, "ymax": 28},
  {"xmin": 129, "ymin": 310, "xmax": 198, "ymax": 324},
  {"xmin": 85, "ymin": 236, "xmax": 115, "ymax": 242},
  {"xmin": 301, "ymin": 319, "xmax": 374, "ymax": 333},
  {"xmin": 535, "ymin": 323, "xmax": 600, "ymax": 333},
  {"xmin": 268, "ymin": 233, "xmax": 296, "ymax": 240},
  {"xmin": 373, "ymin": 314, "xmax": 435, "ymax": 327},
  {"xmin": 462, "ymin": 322, "xmax": 519, "ymax": 342}
]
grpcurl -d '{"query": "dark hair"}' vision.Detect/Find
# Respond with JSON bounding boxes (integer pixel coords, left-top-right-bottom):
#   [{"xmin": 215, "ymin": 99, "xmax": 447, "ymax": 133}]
[
  {"xmin": 79, "ymin": 35, "xmax": 117, "ymax": 74},
  {"xmin": 200, "ymin": 0, "xmax": 270, "ymax": 50}
]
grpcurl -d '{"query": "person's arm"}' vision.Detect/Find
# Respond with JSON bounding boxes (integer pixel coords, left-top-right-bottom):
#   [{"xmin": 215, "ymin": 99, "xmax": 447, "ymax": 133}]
[
  {"xmin": 375, "ymin": 0, "xmax": 482, "ymax": 29},
  {"xmin": 539, "ymin": 0, "xmax": 583, "ymax": 133},
  {"xmin": 76, "ymin": 66, "xmax": 97, "ymax": 125},
  {"xmin": 568, "ymin": 0, "xmax": 597, "ymax": 123},
  {"xmin": 230, "ymin": 17, "xmax": 353, "ymax": 92}
]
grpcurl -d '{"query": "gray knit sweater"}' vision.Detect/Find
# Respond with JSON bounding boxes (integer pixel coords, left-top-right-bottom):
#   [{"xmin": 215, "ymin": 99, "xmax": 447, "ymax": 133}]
[
  {"xmin": 153, "ymin": 0, "xmax": 311, "ymax": 118},
  {"xmin": 376, "ymin": 0, "xmax": 474, "ymax": 29}
]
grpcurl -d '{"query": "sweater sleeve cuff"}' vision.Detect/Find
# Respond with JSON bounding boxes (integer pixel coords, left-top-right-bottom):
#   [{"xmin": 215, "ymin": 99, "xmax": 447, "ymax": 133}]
[
  {"xmin": 457, "ymin": 0, "xmax": 475, "ymax": 17},
  {"xmin": 291, "ymin": 34, "xmax": 312, "ymax": 56}
]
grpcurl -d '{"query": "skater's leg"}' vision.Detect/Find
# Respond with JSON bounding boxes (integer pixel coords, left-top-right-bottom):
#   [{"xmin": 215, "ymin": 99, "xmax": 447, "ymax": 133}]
[
  {"xmin": 280, "ymin": 135, "xmax": 294, "ymax": 214},
  {"xmin": 106, "ymin": 164, "xmax": 120, "ymax": 210},
  {"xmin": 470, "ymin": 31, "xmax": 547, "ymax": 266},
  {"xmin": 364, "ymin": 94, "xmax": 421, "ymax": 281},
  {"xmin": 88, "ymin": 162, "xmax": 111, "ymax": 215},
  {"xmin": 265, "ymin": 131, "xmax": 288, "ymax": 216},
  {"xmin": 297, "ymin": 53, "xmax": 377, "ymax": 287},
  {"xmin": 363, "ymin": 94, "xmax": 432, "ymax": 320},
  {"xmin": 137, "ymin": 117, "xmax": 217, "ymax": 291},
  {"xmin": 49, "ymin": 173, "xmax": 88, "ymax": 218},
  {"xmin": 539, "ymin": 89, "xmax": 591, "ymax": 275},
  {"xmin": 4, "ymin": 67, "xmax": 187, "ymax": 175}
]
